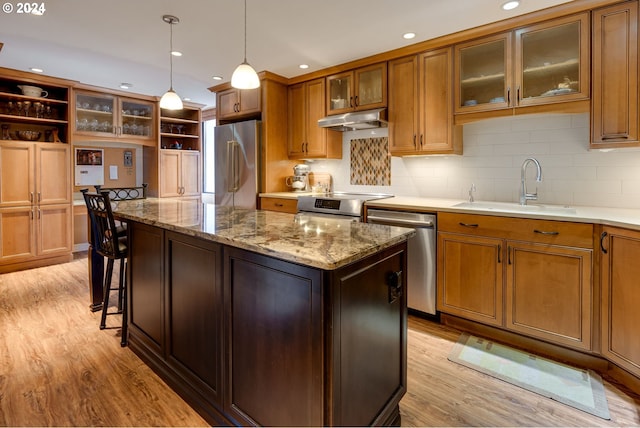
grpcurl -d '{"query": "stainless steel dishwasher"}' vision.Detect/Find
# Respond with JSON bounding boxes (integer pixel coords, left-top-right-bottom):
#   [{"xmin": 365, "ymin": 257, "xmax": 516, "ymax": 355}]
[{"xmin": 366, "ymin": 209, "xmax": 437, "ymax": 315}]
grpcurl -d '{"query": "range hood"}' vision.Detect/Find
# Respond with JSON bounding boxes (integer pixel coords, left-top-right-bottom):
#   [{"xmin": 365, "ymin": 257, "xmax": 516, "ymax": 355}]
[{"xmin": 318, "ymin": 108, "xmax": 387, "ymax": 132}]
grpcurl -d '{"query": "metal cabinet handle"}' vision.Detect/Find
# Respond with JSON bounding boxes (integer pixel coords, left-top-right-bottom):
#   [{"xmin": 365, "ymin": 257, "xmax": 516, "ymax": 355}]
[
  {"xmin": 508, "ymin": 246, "xmax": 512, "ymax": 265},
  {"xmin": 413, "ymin": 134, "xmax": 417, "ymax": 149},
  {"xmin": 420, "ymin": 134, "xmax": 424, "ymax": 147},
  {"xmin": 459, "ymin": 222, "xmax": 479, "ymax": 228},
  {"xmin": 354, "ymin": 95, "xmax": 359, "ymax": 107},
  {"xmin": 497, "ymin": 244, "xmax": 502, "ymax": 263},
  {"xmin": 38, "ymin": 192, "xmax": 41, "ymax": 203},
  {"xmin": 600, "ymin": 231, "xmax": 608, "ymax": 254},
  {"xmin": 516, "ymin": 85, "xmax": 521, "ymax": 105},
  {"xmin": 507, "ymin": 86, "xmax": 511, "ymax": 105},
  {"xmin": 533, "ymin": 229, "xmax": 559, "ymax": 236},
  {"xmin": 275, "ymin": 203, "xmax": 284, "ymax": 207},
  {"xmin": 30, "ymin": 192, "xmax": 34, "ymax": 203},
  {"xmin": 349, "ymin": 96, "xmax": 354, "ymax": 108}
]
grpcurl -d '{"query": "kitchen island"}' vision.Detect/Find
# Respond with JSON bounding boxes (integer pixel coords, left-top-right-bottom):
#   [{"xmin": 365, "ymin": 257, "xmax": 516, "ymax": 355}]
[{"xmin": 111, "ymin": 197, "xmax": 414, "ymax": 427}]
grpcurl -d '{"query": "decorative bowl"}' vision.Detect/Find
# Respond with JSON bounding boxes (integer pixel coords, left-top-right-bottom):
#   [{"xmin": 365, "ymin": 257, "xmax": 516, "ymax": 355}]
[{"xmin": 15, "ymin": 130, "xmax": 41, "ymax": 141}]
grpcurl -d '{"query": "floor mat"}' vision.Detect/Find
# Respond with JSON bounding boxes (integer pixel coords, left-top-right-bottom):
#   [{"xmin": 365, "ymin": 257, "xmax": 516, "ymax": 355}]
[{"xmin": 448, "ymin": 333, "xmax": 610, "ymax": 420}]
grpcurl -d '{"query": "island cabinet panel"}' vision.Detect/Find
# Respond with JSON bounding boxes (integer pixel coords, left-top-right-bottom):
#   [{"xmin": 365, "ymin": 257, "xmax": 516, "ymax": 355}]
[
  {"xmin": 330, "ymin": 245, "xmax": 407, "ymax": 426},
  {"xmin": 224, "ymin": 247, "xmax": 324, "ymax": 427},
  {"xmin": 126, "ymin": 219, "xmax": 408, "ymax": 427},
  {"xmin": 128, "ymin": 222, "xmax": 164, "ymax": 356},
  {"xmin": 166, "ymin": 231, "xmax": 223, "ymax": 409}
]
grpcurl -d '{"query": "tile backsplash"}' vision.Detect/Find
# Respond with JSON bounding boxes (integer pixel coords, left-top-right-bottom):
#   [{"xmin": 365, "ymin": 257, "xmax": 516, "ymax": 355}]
[
  {"xmin": 350, "ymin": 137, "xmax": 391, "ymax": 186},
  {"xmin": 308, "ymin": 112, "xmax": 640, "ymax": 209}
]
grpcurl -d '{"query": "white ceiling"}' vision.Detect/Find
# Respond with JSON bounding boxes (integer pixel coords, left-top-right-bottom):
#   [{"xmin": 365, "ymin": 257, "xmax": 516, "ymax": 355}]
[{"xmin": 0, "ymin": 0, "xmax": 574, "ymax": 108}]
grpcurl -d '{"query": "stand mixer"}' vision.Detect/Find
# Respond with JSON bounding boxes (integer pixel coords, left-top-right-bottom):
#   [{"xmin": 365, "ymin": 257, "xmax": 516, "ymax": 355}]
[{"xmin": 286, "ymin": 164, "xmax": 310, "ymax": 191}]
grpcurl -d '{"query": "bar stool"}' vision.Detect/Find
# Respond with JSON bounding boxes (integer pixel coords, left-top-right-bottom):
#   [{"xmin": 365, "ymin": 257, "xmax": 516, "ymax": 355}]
[{"xmin": 82, "ymin": 189, "xmax": 129, "ymax": 347}]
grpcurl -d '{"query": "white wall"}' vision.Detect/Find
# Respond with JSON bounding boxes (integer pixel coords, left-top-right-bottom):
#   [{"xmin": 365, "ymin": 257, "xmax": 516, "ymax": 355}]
[{"xmin": 307, "ymin": 112, "xmax": 640, "ymax": 209}]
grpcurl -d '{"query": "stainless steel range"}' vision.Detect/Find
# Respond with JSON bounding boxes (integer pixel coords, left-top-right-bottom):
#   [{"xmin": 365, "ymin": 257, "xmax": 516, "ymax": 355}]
[{"xmin": 297, "ymin": 192, "xmax": 393, "ymax": 220}]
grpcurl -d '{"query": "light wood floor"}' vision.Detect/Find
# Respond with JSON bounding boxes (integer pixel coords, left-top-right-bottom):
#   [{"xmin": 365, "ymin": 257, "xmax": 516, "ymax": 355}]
[{"xmin": 1, "ymin": 256, "xmax": 639, "ymax": 427}]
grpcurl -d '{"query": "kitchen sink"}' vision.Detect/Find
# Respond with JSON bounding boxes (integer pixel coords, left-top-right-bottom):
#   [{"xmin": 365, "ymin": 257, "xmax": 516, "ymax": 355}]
[{"xmin": 454, "ymin": 201, "xmax": 577, "ymax": 215}]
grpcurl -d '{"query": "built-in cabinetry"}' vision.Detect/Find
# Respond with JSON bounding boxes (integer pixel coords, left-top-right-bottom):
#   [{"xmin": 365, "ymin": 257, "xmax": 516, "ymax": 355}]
[
  {"xmin": 0, "ymin": 69, "xmax": 72, "ymax": 272},
  {"xmin": 600, "ymin": 226, "xmax": 640, "ymax": 381},
  {"xmin": 454, "ymin": 13, "xmax": 590, "ymax": 118},
  {"xmin": 159, "ymin": 150, "xmax": 201, "ymax": 197},
  {"xmin": 73, "ymin": 88, "xmax": 156, "ymax": 146},
  {"xmin": 0, "ymin": 142, "xmax": 72, "ymax": 272},
  {"xmin": 216, "ymin": 87, "xmax": 261, "ymax": 122},
  {"xmin": 160, "ymin": 104, "xmax": 202, "ymax": 151},
  {"xmin": 325, "ymin": 62, "xmax": 387, "ymax": 115},
  {"xmin": 437, "ymin": 212, "xmax": 593, "ymax": 351},
  {"xmin": 388, "ymin": 48, "xmax": 461, "ymax": 155},
  {"xmin": 288, "ymin": 78, "xmax": 342, "ymax": 159},
  {"xmin": 591, "ymin": 1, "xmax": 639, "ymax": 148},
  {"xmin": 127, "ymin": 220, "xmax": 407, "ymax": 426}
]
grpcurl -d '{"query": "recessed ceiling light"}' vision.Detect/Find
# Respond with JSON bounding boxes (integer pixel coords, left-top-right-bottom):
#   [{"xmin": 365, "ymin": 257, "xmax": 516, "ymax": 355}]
[
  {"xmin": 171, "ymin": 51, "xmax": 182, "ymax": 57},
  {"xmin": 212, "ymin": 76, "xmax": 223, "ymax": 81},
  {"xmin": 403, "ymin": 32, "xmax": 416, "ymax": 40},
  {"xmin": 183, "ymin": 97, "xmax": 191, "ymax": 101},
  {"xmin": 299, "ymin": 64, "xmax": 309, "ymax": 69},
  {"xmin": 119, "ymin": 83, "xmax": 133, "ymax": 89},
  {"xmin": 502, "ymin": 1, "xmax": 520, "ymax": 10},
  {"xmin": 30, "ymin": 67, "xmax": 44, "ymax": 73}
]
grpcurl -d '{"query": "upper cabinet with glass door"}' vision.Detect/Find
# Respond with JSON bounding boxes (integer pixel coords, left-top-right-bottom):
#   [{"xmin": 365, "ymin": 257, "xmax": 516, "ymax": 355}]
[
  {"xmin": 326, "ymin": 63, "xmax": 387, "ymax": 115},
  {"xmin": 455, "ymin": 13, "xmax": 589, "ymax": 115},
  {"xmin": 73, "ymin": 89, "xmax": 157, "ymax": 146}
]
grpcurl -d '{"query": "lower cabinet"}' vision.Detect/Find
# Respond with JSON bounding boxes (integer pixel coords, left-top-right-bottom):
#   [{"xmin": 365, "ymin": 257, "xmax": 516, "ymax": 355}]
[
  {"xmin": 601, "ymin": 226, "xmax": 640, "ymax": 379},
  {"xmin": 127, "ymin": 221, "xmax": 407, "ymax": 427},
  {"xmin": 438, "ymin": 212, "xmax": 593, "ymax": 351}
]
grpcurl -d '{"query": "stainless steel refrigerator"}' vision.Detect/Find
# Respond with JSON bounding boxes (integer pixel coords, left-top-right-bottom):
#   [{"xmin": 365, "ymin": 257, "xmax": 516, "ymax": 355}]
[{"xmin": 214, "ymin": 120, "xmax": 261, "ymax": 208}]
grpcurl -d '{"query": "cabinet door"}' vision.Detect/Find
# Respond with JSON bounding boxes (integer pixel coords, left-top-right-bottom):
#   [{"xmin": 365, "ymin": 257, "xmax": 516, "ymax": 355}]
[
  {"xmin": 388, "ymin": 55, "xmax": 419, "ymax": 155},
  {"xmin": 515, "ymin": 13, "xmax": 589, "ymax": 107},
  {"xmin": 36, "ymin": 203, "xmax": 72, "ymax": 256},
  {"xmin": 437, "ymin": 232, "xmax": 504, "ymax": 327},
  {"xmin": 418, "ymin": 48, "xmax": 460, "ymax": 154},
  {"xmin": 239, "ymin": 87, "xmax": 261, "ymax": 115},
  {"xmin": 304, "ymin": 78, "xmax": 332, "ymax": 157},
  {"xmin": 0, "ymin": 142, "xmax": 34, "ymax": 207},
  {"xmin": 326, "ymin": 71, "xmax": 353, "ymax": 114},
  {"xmin": 159, "ymin": 150, "xmax": 181, "ymax": 197},
  {"xmin": 601, "ymin": 227, "xmax": 640, "ymax": 376},
  {"xmin": 180, "ymin": 151, "xmax": 201, "ymax": 196},
  {"xmin": 506, "ymin": 241, "xmax": 592, "ymax": 350},
  {"xmin": 36, "ymin": 143, "xmax": 69, "ymax": 205},
  {"xmin": 0, "ymin": 206, "xmax": 35, "ymax": 262},
  {"xmin": 119, "ymin": 97, "xmax": 156, "ymax": 141},
  {"xmin": 354, "ymin": 63, "xmax": 387, "ymax": 111},
  {"xmin": 74, "ymin": 91, "xmax": 117, "ymax": 136},
  {"xmin": 455, "ymin": 32, "xmax": 512, "ymax": 113},
  {"xmin": 217, "ymin": 89, "xmax": 240, "ymax": 119},
  {"xmin": 591, "ymin": 2, "xmax": 639, "ymax": 147},
  {"xmin": 287, "ymin": 83, "xmax": 306, "ymax": 157}
]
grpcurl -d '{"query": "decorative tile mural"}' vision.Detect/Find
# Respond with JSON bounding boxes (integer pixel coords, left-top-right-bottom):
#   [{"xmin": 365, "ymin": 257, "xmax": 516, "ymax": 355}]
[{"xmin": 350, "ymin": 137, "xmax": 391, "ymax": 186}]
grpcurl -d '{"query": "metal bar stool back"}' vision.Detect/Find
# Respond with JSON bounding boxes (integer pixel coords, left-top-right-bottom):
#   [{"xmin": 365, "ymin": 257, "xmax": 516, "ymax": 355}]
[{"xmin": 82, "ymin": 190, "xmax": 129, "ymax": 346}]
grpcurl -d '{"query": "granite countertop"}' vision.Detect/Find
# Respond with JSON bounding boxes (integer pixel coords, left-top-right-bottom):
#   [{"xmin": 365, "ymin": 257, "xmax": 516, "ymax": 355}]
[
  {"xmin": 366, "ymin": 196, "xmax": 640, "ymax": 231},
  {"xmin": 111, "ymin": 198, "xmax": 415, "ymax": 270}
]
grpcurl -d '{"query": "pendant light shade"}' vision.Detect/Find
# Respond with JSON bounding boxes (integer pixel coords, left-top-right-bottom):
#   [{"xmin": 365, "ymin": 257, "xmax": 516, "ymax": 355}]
[
  {"xmin": 160, "ymin": 15, "xmax": 183, "ymax": 110},
  {"xmin": 231, "ymin": 0, "xmax": 260, "ymax": 90}
]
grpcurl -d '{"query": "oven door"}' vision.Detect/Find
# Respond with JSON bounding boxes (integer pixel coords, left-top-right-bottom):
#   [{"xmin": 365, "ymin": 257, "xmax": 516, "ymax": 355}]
[{"xmin": 296, "ymin": 211, "xmax": 362, "ymax": 223}]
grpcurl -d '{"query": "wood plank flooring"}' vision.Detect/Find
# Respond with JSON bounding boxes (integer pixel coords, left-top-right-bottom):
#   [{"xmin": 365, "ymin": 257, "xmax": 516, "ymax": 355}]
[{"xmin": 1, "ymin": 255, "xmax": 639, "ymax": 426}]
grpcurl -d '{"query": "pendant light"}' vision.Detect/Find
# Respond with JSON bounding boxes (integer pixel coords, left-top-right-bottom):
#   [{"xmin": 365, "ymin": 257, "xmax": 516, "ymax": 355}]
[
  {"xmin": 160, "ymin": 14, "xmax": 183, "ymax": 110},
  {"xmin": 231, "ymin": 0, "xmax": 260, "ymax": 89}
]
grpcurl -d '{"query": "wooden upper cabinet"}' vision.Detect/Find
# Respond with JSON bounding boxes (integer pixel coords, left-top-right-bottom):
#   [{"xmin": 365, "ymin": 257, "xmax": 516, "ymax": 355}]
[
  {"xmin": 591, "ymin": 2, "xmax": 639, "ymax": 148},
  {"xmin": 389, "ymin": 48, "xmax": 461, "ymax": 156},
  {"xmin": 73, "ymin": 90, "xmax": 157, "ymax": 146},
  {"xmin": 216, "ymin": 87, "xmax": 261, "ymax": 121},
  {"xmin": 326, "ymin": 63, "xmax": 387, "ymax": 115},
  {"xmin": 288, "ymin": 78, "xmax": 341, "ymax": 159},
  {"xmin": 455, "ymin": 13, "xmax": 589, "ymax": 115}
]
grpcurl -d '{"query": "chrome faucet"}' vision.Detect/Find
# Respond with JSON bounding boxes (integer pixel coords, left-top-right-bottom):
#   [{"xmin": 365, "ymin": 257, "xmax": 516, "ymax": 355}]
[
  {"xmin": 520, "ymin": 158, "xmax": 542, "ymax": 205},
  {"xmin": 468, "ymin": 183, "xmax": 476, "ymax": 203}
]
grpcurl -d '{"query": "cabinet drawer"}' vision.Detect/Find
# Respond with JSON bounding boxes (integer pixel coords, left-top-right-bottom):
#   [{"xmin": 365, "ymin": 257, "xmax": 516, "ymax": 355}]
[
  {"xmin": 439, "ymin": 212, "xmax": 593, "ymax": 248},
  {"xmin": 260, "ymin": 197, "xmax": 298, "ymax": 214}
]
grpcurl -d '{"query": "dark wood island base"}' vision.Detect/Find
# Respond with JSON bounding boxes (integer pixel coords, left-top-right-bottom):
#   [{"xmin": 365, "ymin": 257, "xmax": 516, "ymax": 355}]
[{"xmin": 125, "ymin": 220, "xmax": 408, "ymax": 426}]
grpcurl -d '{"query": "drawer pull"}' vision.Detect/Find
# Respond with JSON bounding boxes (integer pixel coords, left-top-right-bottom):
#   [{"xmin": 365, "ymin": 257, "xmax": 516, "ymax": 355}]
[
  {"xmin": 533, "ymin": 229, "xmax": 559, "ymax": 236},
  {"xmin": 275, "ymin": 203, "xmax": 284, "ymax": 207},
  {"xmin": 459, "ymin": 222, "xmax": 479, "ymax": 228},
  {"xmin": 600, "ymin": 231, "xmax": 608, "ymax": 254}
]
